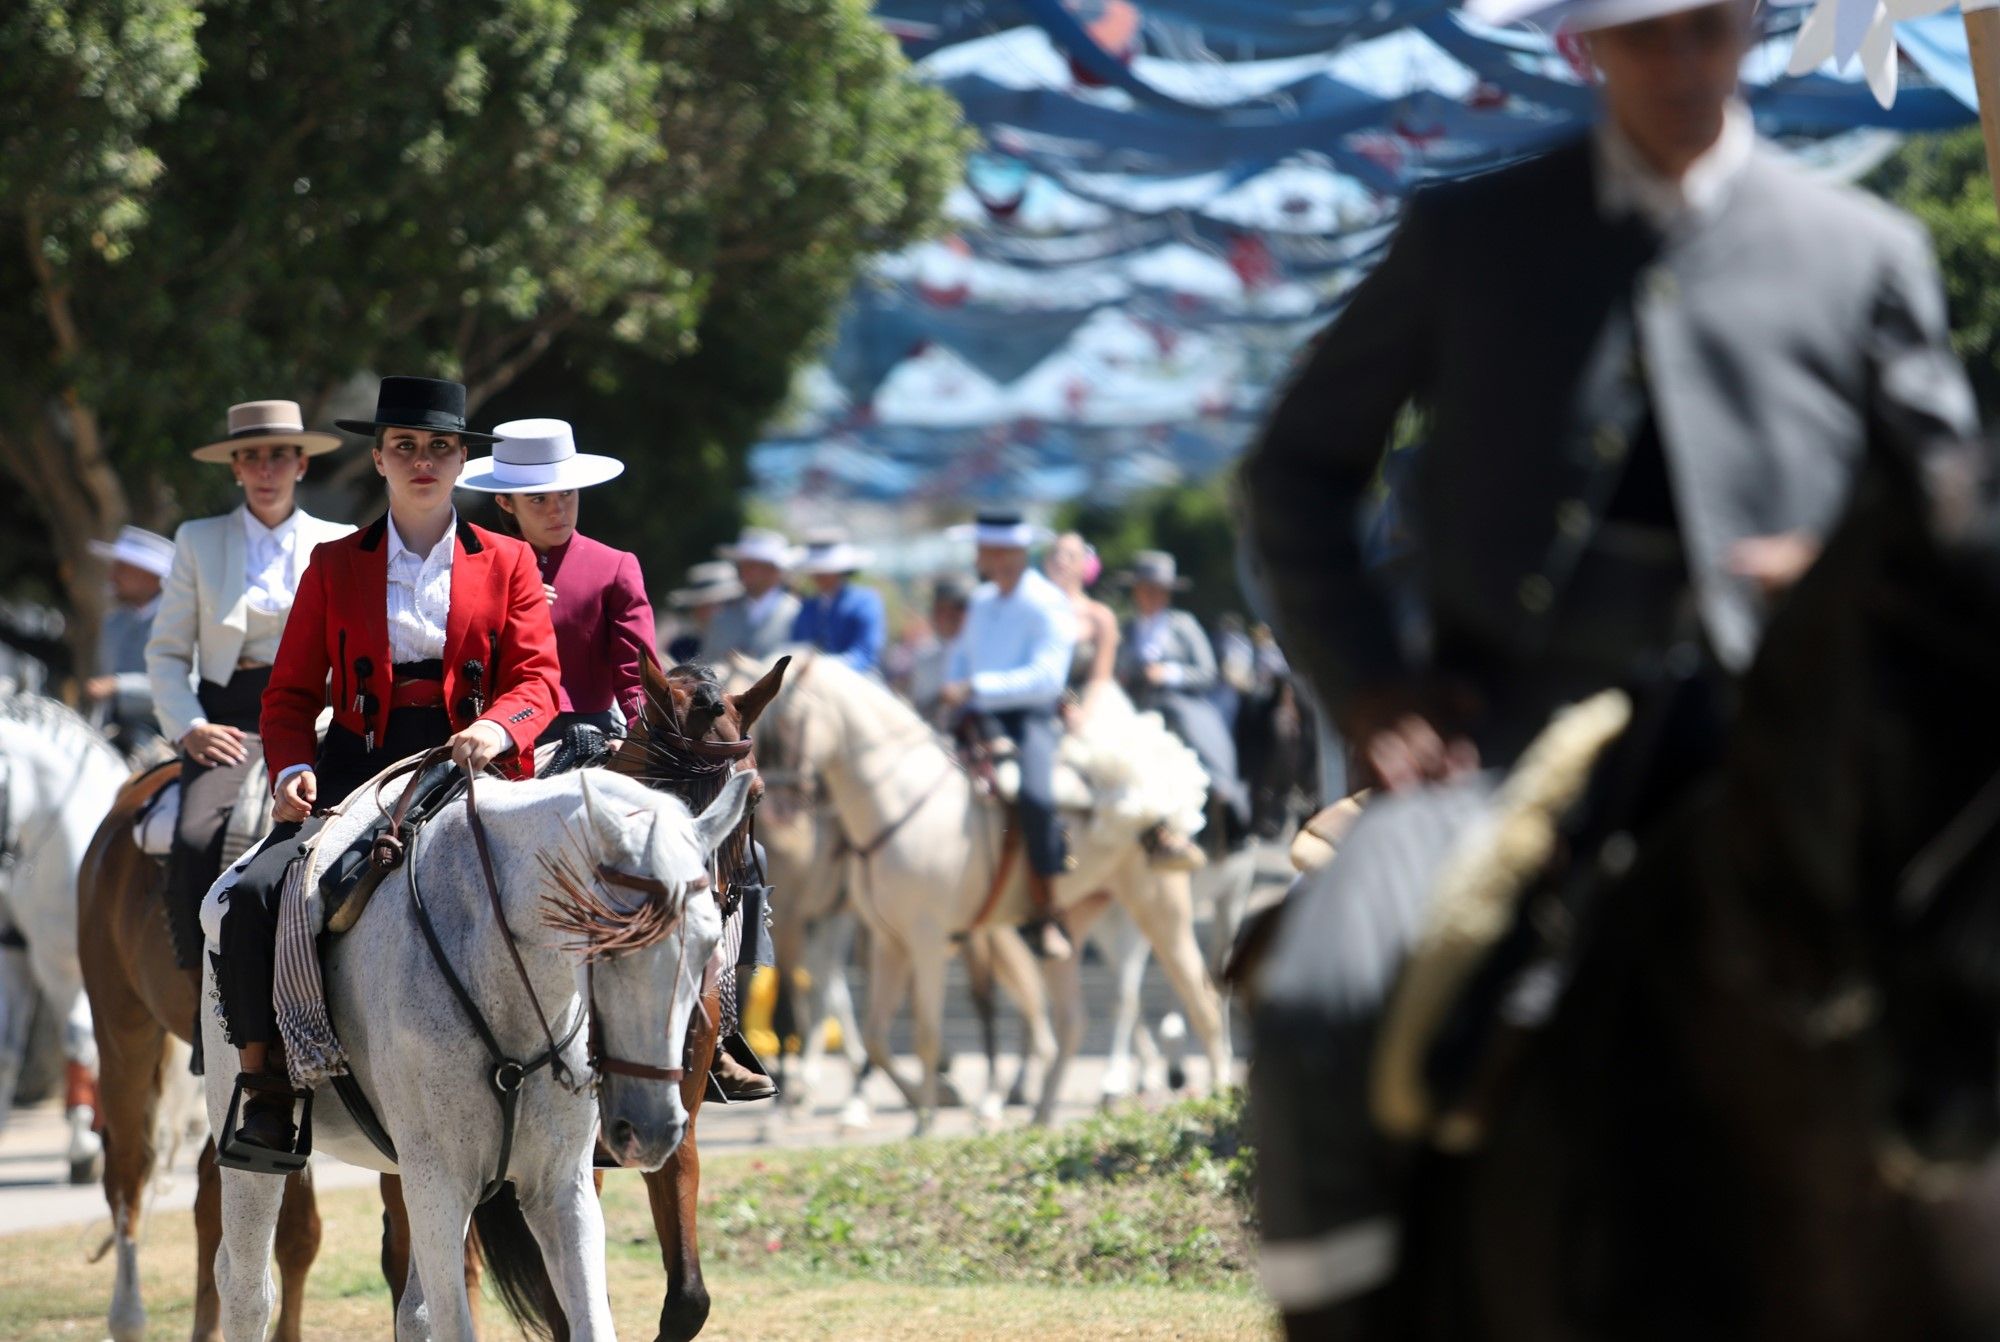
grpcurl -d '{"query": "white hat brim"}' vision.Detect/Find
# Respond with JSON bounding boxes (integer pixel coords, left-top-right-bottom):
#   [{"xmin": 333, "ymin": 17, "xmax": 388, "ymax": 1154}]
[
  {"xmin": 719, "ymin": 543, "xmax": 802, "ymax": 569},
  {"xmin": 454, "ymin": 452, "xmax": 626, "ymax": 494},
  {"xmin": 1466, "ymin": 0, "xmax": 1737, "ymax": 31},
  {"xmin": 191, "ymin": 430, "xmax": 343, "ymax": 464},
  {"xmin": 799, "ymin": 552, "xmax": 872, "ymax": 575}
]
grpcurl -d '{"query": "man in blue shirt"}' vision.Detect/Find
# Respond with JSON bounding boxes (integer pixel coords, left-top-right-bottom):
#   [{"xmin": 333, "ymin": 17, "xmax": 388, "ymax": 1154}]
[
  {"xmin": 938, "ymin": 511, "xmax": 1077, "ymax": 960},
  {"xmin": 789, "ymin": 528, "xmax": 887, "ymax": 675}
]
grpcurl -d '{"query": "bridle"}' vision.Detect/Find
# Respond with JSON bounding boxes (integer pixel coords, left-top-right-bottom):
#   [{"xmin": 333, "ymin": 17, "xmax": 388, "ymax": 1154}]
[{"xmin": 391, "ymin": 747, "xmax": 711, "ymax": 1201}]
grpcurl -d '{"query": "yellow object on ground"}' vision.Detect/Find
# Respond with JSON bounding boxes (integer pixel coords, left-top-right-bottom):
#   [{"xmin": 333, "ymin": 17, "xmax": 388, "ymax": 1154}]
[{"xmin": 740, "ymin": 965, "xmax": 844, "ymax": 1057}]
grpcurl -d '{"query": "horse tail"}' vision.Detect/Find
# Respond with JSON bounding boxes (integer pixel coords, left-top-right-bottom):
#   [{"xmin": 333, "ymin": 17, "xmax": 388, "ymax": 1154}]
[{"xmin": 471, "ymin": 1184, "xmax": 567, "ymax": 1342}]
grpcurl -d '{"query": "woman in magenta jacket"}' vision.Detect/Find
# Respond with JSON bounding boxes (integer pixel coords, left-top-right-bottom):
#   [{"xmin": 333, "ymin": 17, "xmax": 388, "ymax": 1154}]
[{"xmin": 459, "ymin": 418, "xmax": 657, "ymax": 742}]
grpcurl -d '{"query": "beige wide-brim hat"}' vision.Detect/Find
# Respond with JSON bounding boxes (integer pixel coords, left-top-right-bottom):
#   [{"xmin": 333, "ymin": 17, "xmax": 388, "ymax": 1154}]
[{"xmin": 191, "ymin": 400, "xmax": 343, "ymax": 463}]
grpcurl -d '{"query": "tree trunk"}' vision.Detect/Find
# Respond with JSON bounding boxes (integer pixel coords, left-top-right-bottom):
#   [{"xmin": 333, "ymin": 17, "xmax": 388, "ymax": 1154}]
[{"xmin": 8, "ymin": 205, "xmax": 134, "ymax": 681}]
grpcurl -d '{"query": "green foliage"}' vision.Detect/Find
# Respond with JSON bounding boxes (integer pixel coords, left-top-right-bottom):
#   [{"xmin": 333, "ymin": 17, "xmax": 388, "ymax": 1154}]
[
  {"xmin": 1061, "ymin": 476, "xmax": 1247, "ymax": 625},
  {"xmin": 0, "ymin": 0, "xmax": 966, "ymax": 607},
  {"xmin": 1869, "ymin": 127, "xmax": 2000, "ymax": 412},
  {"xmin": 688, "ymin": 1093, "xmax": 1255, "ymax": 1288}
]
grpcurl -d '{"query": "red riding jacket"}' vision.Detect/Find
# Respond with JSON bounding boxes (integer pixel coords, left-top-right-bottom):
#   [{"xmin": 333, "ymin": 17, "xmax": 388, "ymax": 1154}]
[{"xmin": 260, "ymin": 516, "xmax": 560, "ymax": 787}]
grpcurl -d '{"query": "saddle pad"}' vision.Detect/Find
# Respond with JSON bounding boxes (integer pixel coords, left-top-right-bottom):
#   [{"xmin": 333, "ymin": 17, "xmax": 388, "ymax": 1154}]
[{"xmin": 133, "ymin": 779, "xmax": 179, "ymax": 856}]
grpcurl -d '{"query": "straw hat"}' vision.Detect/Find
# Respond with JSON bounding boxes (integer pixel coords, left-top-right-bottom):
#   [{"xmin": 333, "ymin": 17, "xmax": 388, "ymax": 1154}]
[
  {"xmin": 944, "ymin": 509, "xmax": 1054, "ymax": 549},
  {"xmin": 797, "ymin": 528, "xmax": 872, "ymax": 576},
  {"xmin": 670, "ymin": 561, "xmax": 747, "ymax": 609},
  {"xmin": 191, "ymin": 400, "xmax": 342, "ymax": 464}
]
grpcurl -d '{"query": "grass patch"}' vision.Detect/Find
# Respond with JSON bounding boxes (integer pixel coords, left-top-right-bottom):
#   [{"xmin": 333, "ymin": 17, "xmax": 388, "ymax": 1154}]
[
  {"xmin": 0, "ymin": 1094, "xmax": 1269, "ymax": 1339},
  {"xmin": 696, "ymin": 1093, "xmax": 1256, "ymax": 1288}
]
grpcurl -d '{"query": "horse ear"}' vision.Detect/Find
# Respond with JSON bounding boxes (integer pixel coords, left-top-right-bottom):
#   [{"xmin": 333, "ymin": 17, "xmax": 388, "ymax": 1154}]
[
  {"xmin": 693, "ymin": 768, "xmax": 756, "ymax": 856},
  {"xmin": 636, "ymin": 654, "xmax": 672, "ymax": 724},
  {"xmin": 729, "ymin": 655, "xmax": 791, "ymax": 732}
]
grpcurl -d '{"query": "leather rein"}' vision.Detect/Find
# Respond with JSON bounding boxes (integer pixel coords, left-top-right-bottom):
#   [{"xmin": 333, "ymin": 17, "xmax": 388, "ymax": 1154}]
[{"xmin": 377, "ymin": 746, "xmax": 705, "ymax": 1201}]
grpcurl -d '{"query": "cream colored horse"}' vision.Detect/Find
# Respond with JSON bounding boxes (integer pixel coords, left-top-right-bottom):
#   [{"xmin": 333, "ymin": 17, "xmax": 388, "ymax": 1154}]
[{"xmin": 737, "ymin": 651, "xmax": 1231, "ymax": 1132}]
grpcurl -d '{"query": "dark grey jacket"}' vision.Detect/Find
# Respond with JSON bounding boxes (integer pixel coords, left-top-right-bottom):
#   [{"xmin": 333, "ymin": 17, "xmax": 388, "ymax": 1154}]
[{"xmin": 1242, "ymin": 137, "xmax": 1978, "ymax": 720}]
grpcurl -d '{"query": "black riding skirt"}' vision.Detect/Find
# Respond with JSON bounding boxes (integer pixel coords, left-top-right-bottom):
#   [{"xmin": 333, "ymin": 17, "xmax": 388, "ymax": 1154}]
[{"xmin": 213, "ymin": 701, "xmax": 453, "ymax": 1047}]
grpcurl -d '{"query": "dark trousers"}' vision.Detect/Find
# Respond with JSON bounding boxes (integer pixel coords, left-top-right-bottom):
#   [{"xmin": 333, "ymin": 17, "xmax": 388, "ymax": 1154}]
[
  {"xmin": 213, "ymin": 705, "xmax": 450, "ymax": 1050},
  {"xmin": 979, "ymin": 706, "xmax": 1065, "ymax": 878},
  {"xmin": 166, "ymin": 670, "xmax": 268, "ymax": 969}
]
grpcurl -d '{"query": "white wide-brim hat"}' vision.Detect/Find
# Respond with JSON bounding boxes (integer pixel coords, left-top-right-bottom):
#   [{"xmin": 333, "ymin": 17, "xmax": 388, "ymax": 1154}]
[
  {"xmin": 798, "ymin": 540, "xmax": 873, "ymax": 575},
  {"xmin": 192, "ymin": 400, "xmax": 343, "ymax": 463},
  {"xmin": 456, "ymin": 417, "xmax": 626, "ymax": 494},
  {"xmin": 88, "ymin": 525, "xmax": 175, "ymax": 578},
  {"xmin": 945, "ymin": 510, "xmax": 1054, "ymax": 550},
  {"xmin": 719, "ymin": 527, "xmax": 802, "ymax": 569},
  {"xmin": 1466, "ymin": 0, "xmax": 1741, "ymax": 32}
]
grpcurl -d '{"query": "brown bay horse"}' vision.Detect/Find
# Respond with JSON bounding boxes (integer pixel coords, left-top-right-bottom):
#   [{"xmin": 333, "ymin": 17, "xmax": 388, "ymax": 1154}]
[
  {"xmin": 375, "ymin": 654, "xmax": 789, "ymax": 1341},
  {"xmin": 76, "ymin": 761, "xmax": 322, "ymax": 1342}
]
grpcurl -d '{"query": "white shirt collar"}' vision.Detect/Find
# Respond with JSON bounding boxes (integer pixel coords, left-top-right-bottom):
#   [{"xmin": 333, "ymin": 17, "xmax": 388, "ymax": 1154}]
[
  {"xmin": 386, "ymin": 511, "xmax": 458, "ymax": 567},
  {"xmin": 1594, "ymin": 101, "xmax": 1752, "ymax": 232},
  {"xmin": 242, "ymin": 505, "xmax": 300, "ymax": 547}
]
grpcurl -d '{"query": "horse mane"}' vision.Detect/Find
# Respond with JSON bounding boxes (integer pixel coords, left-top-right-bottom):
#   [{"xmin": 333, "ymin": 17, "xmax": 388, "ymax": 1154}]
[
  {"xmin": 0, "ymin": 689, "xmax": 124, "ymax": 766},
  {"xmin": 780, "ymin": 647, "xmax": 952, "ymax": 752}
]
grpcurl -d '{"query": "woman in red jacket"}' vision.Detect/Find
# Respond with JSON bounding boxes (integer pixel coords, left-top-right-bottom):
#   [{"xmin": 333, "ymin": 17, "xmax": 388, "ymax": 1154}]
[
  {"xmin": 217, "ymin": 375, "xmax": 560, "ymax": 1157},
  {"xmin": 457, "ymin": 417, "xmax": 656, "ymax": 744}
]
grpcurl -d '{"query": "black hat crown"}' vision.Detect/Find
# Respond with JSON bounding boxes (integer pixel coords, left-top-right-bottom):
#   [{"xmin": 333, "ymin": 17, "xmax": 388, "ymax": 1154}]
[{"xmin": 334, "ymin": 376, "xmax": 499, "ymax": 443}]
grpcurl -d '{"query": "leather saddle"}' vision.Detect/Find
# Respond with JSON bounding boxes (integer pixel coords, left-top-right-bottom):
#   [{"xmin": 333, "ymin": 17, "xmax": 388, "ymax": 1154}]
[{"xmin": 314, "ymin": 756, "xmax": 465, "ymax": 935}]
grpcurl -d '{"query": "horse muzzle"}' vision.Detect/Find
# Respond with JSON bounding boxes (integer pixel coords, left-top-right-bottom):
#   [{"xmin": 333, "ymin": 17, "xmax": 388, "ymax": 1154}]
[{"xmin": 599, "ymin": 1084, "xmax": 687, "ymax": 1172}]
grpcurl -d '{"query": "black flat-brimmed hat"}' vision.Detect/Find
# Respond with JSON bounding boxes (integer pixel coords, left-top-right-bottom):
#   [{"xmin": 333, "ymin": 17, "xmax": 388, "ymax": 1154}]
[{"xmin": 334, "ymin": 375, "xmax": 499, "ymax": 444}]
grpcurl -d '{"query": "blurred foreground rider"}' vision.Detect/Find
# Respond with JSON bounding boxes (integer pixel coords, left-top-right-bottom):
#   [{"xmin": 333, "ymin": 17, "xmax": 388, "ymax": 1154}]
[{"xmin": 1239, "ymin": 0, "xmax": 1980, "ymax": 1329}]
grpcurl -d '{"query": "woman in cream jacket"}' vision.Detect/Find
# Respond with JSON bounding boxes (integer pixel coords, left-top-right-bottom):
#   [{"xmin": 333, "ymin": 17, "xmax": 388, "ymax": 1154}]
[{"xmin": 144, "ymin": 400, "xmax": 351, "ymax": 968}]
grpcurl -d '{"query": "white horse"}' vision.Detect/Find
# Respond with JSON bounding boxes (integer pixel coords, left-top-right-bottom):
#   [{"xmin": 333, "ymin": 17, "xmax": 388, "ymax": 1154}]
[
  {"xmin": 201, "ymin": 766, "xmax": 753, "ymax": 1342},
  {"xmin": 0, "ymin": 693, "xmax": 132, "ymax": 1178},
  {"xmin": 740, "ymin": 651, "xmax": 1231, "ymax": 1133}
]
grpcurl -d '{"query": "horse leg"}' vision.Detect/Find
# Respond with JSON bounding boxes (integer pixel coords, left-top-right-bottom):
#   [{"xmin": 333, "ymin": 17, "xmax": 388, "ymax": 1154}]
[
  {"xmin": 908, "ymin": 939, "xmax": 949, "ymax": 1137},
  {"xmin": 214, "ymin": 1166, "xmax": 287, "ymax": 1342},
  {"xmin": 790, "ymin": 913, "xmax": 843, "ymax": 1111},
  {"xmin": 645, "ymin": 1136, "xmax": 710, "ymax": 1342},
  {"xmin": 823, "ymin": 917, "xmax": 868, "ymax": 1072},
  {"xmin": 1033, "ymin": 952, "xmax": 1085, "ymax": 1127},
  {"xmin": 519, "ymin": 1174, "xmax": 616, "ymax": 1340},
  {"xmin": 646, "ymin": 989, "xmax": 717, "ymax": 1342},
  {"xmin": 1097, "ymin": 910, "xmax": 1153, "ymax": 1106},
  {"xmin": 1128, "ymin": 870, "xmax": 1233, "ymax": 1091},
  {"xmin": 193, "ymin": 1140, "xmax": 224, "ymax": 1342},
  {"xmin": 64, "ymin": 989, "xmax": 105, "ymax": 1183},
  {"xmin": 397, "ymin": 1163, "xmax": 478, "ymax": 1342},
  {"xmin": 266, "ymin": 1167, "xmax": 321, "ymax": 1342},
  {"xmin": 88, "ymin": 976, "xmax": 166, "ymax": 1342},
  {"xmin": 381, "ymin": 1174, "xmax": 412, "ymax": 1318},
  {"xmin": 851, "ymin": 931, "xmax": 917, "ymax": 1128},
  {"xmin": 986, "ymin": 928, "xmax": 1053, "ymax": 1112}
]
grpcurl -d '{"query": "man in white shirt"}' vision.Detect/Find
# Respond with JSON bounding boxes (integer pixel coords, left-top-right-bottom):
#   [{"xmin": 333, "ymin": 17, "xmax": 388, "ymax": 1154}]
[
  {"xmin": 709, "ymin": 527, "xmax": 803, "ymax": 660},
  {"xmin": 938, "ymin": 512, "xmax": 1077, "ymax": 960}
]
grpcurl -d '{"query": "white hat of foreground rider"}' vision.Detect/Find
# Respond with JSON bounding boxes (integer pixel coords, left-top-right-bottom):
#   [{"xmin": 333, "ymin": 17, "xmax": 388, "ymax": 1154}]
[
  {"xmin": 1466, "ymin": 0, "xmax": 1745, "ymax": 33},
  {"xmin": 457, "ymin": 418, "xmax": 626, "ymax": 494},
  {"xmin": 797, "ymin": 528, "xmax": 872, "ymax": 576},
  {"xmin": 945, "ymin": 509, "xmax": 1054, "ymax": 550},
  {"xmin": 87, "ymin": 526, "xmax": 175, "ymax": 579},
  {"xmin": 718, "ymin": 526, "xmax": 802, "ymax": 570}
]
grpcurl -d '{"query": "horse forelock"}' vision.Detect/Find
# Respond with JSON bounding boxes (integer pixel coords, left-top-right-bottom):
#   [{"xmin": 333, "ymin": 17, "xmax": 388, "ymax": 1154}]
[{"xmin": 534, "ymin": 780, "xmax": 705, "ymax": 963}]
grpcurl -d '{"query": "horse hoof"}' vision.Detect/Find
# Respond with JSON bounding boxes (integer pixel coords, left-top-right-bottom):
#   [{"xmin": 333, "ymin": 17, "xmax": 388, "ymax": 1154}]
[
  {"xmin": 69, "ymin": 1154, "xmax": 101, "ymax": 1186},
  {"xmin": 1166, "ymin": 1065, "xmax": 1189, "ymax": 1093},
  {"xmin": 838, "ymin": 1098, "xmax": 872, "ymax": 1131}
]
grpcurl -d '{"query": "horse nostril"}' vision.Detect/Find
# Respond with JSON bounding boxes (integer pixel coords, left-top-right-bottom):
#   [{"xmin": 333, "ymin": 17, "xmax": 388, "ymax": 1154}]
[{"xmin": 608, "ymin": 1118, "xmax": 638, "ymax": 1152}]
